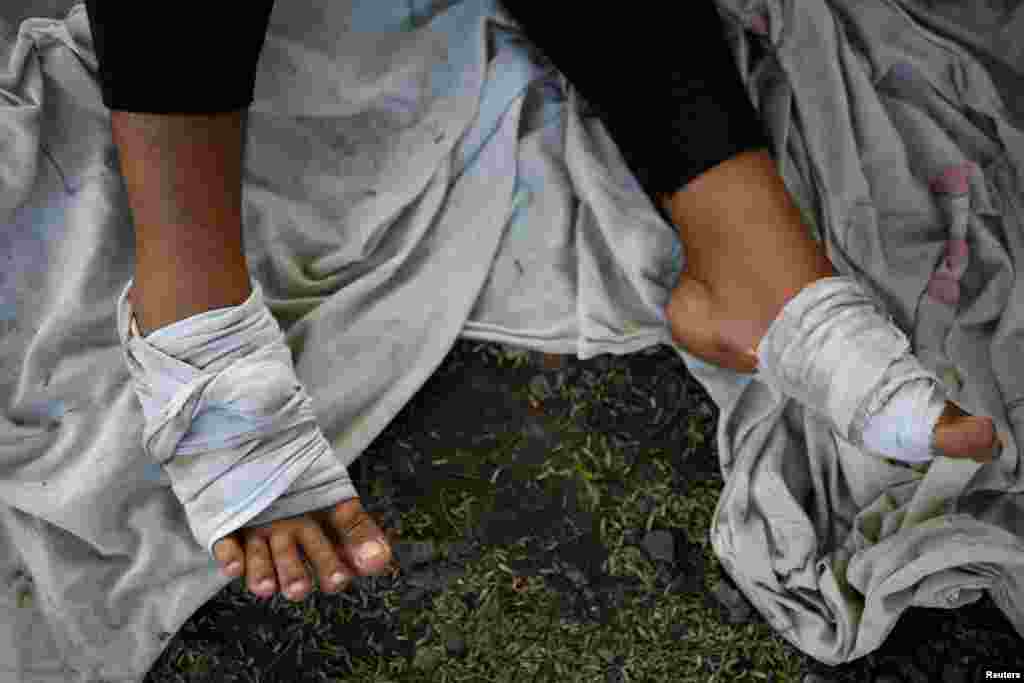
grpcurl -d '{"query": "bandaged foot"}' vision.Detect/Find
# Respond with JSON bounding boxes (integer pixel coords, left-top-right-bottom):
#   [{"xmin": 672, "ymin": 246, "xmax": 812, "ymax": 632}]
[
  {"xmin": 116, "ymin": 277, "xmax": 360, "ymax": 561},
  {"xmin": 753, "ymin": 276, "xmax": 1001, "ymax": 465}
]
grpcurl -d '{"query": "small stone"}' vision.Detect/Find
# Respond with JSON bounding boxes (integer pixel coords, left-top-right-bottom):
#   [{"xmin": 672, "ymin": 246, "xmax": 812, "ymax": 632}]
[
  {"xmin": 669, "ymin": 622, "xmax": 689, "ymax": 640},
  {"xmin": 711, "ymin": 580, "xmax": 754, "ymax": 624},
  {"xmin": 395, "ymin": 540, "xmax": 437, "ymax": 569},
  {"xmin": 606, "ymin": 666, "xmax": 626, "ymax": 683},
  {"xmin": 446, "ymin": 540, "xmax": 473, "ymax": 559},
  {"xmin": 641, "ymin": 530, "xmax": 674, "ymax": 563},
  {"xmin": 564, "ymin": 566, "xmax": 588, "ymax": 587},
  {"xmin": 444, "ymin": 634, "xmax": 467, "ymax": 658}
]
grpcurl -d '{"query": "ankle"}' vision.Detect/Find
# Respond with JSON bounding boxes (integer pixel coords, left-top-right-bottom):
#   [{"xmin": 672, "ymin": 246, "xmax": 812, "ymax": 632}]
[
  {"xmin": 130, "ymin": 275, "xmax": 253, "ymax": 337},
  {"xmin": 130, "ymin": 261, "xmax": 253, "ymax": 333},
  {"xmin": 662, "ymin": 149, "xmax": 838, "ymax": 356}
]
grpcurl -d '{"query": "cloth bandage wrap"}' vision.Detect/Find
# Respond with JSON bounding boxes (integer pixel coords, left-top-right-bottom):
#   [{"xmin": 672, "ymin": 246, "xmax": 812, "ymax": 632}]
[
  {"xmin": 117, "ymin": 278, "xmax": 358, "ymax": 560},
  {"xmin": 754, "ymin": 276, "xmax": 948, "ymax": 464}
]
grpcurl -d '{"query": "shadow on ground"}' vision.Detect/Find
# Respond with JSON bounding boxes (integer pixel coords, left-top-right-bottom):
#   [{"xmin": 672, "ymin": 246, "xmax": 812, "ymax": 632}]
[{"xmin": 146, "ymin": 339, "xmax": 1024, "ymax": 682}]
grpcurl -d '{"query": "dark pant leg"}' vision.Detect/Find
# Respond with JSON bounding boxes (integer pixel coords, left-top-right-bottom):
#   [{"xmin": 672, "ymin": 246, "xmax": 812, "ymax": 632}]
[
  {"xmin": 499, "ymin": 1, "xmax": 772, "ymax": 208},
  {"xmin": 84, "ymin": 0, "xmax": 275, "ymax": 114},
  {"xmin": 84, "ymin": 0, "xmax": 769, "ymax": 202}
]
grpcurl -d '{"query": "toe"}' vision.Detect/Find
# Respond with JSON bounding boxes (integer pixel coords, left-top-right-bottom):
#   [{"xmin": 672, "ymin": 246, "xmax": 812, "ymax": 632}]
[
  {"xmin": 934, "ymin": 402, "xmax": 1000, "ymax": 463},
  {"xmin": 243, "ymin": 534, "xmax": 278, "ymax": 598},
  {"xmin": 213, "ymin": 534, "xmax": 245, "ymax": 579},
  {"xmin": 295, "ymin": 521, "xmax": 351, "ymax": 593},
  {"xmin": 269, "ymin": 532, "xmax": 312, "ymax": 601},
  {"xmin": 322, "ymin": 498, "xmax": 392, "ymax": 576}
]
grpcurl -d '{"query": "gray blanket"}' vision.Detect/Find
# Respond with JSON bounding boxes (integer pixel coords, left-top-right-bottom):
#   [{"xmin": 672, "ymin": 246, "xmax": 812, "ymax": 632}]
[{"xmin": 0, "ymin": 0, "xmax": 1022, "ymax": 679}]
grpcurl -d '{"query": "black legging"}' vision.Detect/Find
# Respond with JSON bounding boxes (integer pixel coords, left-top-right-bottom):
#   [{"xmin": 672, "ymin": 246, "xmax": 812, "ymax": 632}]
[{"xmin": 83, "ymin": 1, "xmax": 771, "ymax": 207}]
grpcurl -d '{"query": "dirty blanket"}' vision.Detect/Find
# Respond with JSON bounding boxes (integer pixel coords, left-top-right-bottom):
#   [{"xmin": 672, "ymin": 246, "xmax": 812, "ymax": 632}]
[{"xmin": 1, "ymin": 0, "xmax": 1023, "ymax": 679}]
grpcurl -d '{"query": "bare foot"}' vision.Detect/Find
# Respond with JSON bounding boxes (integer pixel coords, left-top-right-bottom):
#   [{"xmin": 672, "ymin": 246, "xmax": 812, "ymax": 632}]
[{"xmin": 212, "ymin": 498, "xmax": 393, "ymax": 601}]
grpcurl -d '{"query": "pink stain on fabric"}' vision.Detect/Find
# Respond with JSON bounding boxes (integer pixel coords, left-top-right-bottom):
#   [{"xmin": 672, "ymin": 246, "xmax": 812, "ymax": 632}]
[
  {"xmin": 929, "ymin": 163, "xmax": 971, "ymax": 195},
  {"xmin": 749, "ymin": 13, "xmax": 769, "ymax": 35},
  {"xmin": 945, "ymin": 238, "xmax": 969, "ymax": 273},
  {"xmin": 928, "ymin": 272, "xmax": 960, "ymax": 305},
  {"xmin": 926, "ymin": 239, "xmax": 969, "ymax": 307},
  {"xmin": 925, "ymin": 163, "xmax": 974, "ymax": 305}
]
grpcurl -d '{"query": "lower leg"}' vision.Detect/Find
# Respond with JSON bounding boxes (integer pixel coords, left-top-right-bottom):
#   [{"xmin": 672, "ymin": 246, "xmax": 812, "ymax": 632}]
[
  {"xmin": 662, "ymin": 147, "xmax": 836, "ymax": 361},
  {"xmin": 111, "ymin": 109, "xmax": 253, "ymax": 336},
  {"xmin": 110, "ymin": 108, "xmax": 394, "ymax": 596}
]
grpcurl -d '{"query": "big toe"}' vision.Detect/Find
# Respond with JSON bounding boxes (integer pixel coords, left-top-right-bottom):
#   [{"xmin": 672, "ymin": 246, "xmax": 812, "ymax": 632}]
[
  {"xmin": 213, "ymin": 533, "xmax": 245, "ymax": 579},
  {"xmin": 934, "ymin": 403, "xmax": 1001, "ymax": 463},
  {"xmin": 318, "ymin": 498, "xmax": 393, "ymax": 576}
]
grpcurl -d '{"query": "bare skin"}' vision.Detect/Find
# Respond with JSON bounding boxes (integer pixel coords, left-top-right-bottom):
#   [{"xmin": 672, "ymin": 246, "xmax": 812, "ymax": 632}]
[
  {"xmin": 661, "ymin": 148, "xmax": 1000, "ymax": 465},
  {"xmin": 113, "ymin": 108, "xmax": 393, "ymax": 602}
]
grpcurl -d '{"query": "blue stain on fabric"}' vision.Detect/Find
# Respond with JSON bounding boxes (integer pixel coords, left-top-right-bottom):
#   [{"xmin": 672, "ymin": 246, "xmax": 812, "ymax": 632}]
[
  {"xmin": 891, "ymin": 62, "xmax": 915, "ymax": 81},
  {"xmin": 349, "ymin": 1, "xmax": 420, "ymax": 33},
  {"xmin": 665, "ymin": 237, "xmax": 684, "ymax": 286},
  {"xmin": 531, "ymin": 80, "xmax": 568, "ymax": 131},
  {"xmin": 42, "ymin": 400, "xmax": 66, "ymax": 420},
  {"xmin": 511, "ymin": 185, "xmax": 532, "ymax": 216},
  {"xmin": 16, "ymin": 398, "xmax": 67, "ymax": 422},
  {"xmin": 453, "ymin": 23, "xmax": 548, "ymax": 178},
  {"xmin": 141, "ymin": 462, "xmax": 166, "ymax": 485},
  {"xmin": 351, "ymin": 0, "xmax": 482, "ymax": 36},
  {"xmin": 182, "ymin": 407, "xmax": 263, "ymax": 449},
  {"xmin": 0, "ymin": 302, "xmax": 16, "ymax": 321},
  {"xmin": 880, "ymin": 61, "xmax": 931, "ymax": 107},
  {"xmin": 426, "ymin": 1, "xmax": 489, "ymax": 102},
  {"xmin": 505, "ymin": 183, "xmax": 534, "ymax": 241}
]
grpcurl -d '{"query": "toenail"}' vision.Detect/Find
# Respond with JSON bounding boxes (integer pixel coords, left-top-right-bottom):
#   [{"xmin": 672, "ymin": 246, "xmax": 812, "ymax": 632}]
[
  {"xmin": 288, "ymin": 580, "xmax": 305, "ymax": 594},
  {"xmin": 225, "ymin": 561, "xmax": 241, "ymax": 575},
  {"xmin": 357, "ymin": 541, "xmax": 386, "ymax": 564},
  {"xmin": 258, "ymin": 579, "xmax": 274, "ymax": 592},
  {"xmin": 330, "ymin": 572, "xmax": 346, "ymax": 587}
]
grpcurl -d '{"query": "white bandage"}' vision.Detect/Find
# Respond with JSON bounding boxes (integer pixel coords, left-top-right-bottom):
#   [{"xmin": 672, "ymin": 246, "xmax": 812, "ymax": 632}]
[
  {"xmin": 117, "ymin": 278, "xmax": 358, "ymax": 560},
  {"xmin": 753, "ymin": 277, "xmax": 947, "ymax": 464}
]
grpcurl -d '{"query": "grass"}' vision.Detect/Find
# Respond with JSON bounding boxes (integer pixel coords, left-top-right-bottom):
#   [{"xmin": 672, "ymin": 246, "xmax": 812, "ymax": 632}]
[{"xmin": 148, "ymin": 339, "xmax": 812, "ymax": 682}]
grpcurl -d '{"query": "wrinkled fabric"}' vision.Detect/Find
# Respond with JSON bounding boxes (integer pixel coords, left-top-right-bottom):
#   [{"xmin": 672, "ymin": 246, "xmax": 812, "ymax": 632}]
[
  {"xmin": 0, "ymin": 0, "xmax": 1023, "ymax": 680},
  {"xmin": 117, "ymin": 278, "xmax": 358, "ymax": 561}
]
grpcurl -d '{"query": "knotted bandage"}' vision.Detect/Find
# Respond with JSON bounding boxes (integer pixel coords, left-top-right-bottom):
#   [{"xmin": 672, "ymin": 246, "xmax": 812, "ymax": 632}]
[
  {"xmin": 754, "ymin": 276, "xmax": 947, "ymax": 464},
  {"xmin": 117, "ymin": 278, "xmax": 358, "ymax": 560}
]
